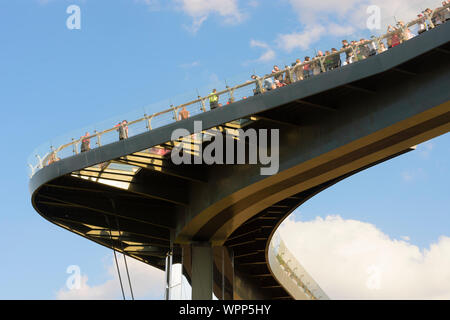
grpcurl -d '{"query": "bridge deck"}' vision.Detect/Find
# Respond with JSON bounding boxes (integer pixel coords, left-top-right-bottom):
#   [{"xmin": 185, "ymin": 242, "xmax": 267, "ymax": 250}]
[{"xmin": 30, "ymin": 22, "xmax": 450, "ymax": 300}]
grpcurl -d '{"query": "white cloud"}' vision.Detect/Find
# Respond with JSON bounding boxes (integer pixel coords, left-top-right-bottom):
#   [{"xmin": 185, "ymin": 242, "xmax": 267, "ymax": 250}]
[
  {"xmin": 279, "ymin": 215, "xmax": 450, "ymax": 299},
  {"xmin": 180, "ymin": 61, "xmax": 200, "ymax": 68},
  {"xmin": 327, "ymin": 23, "xmax": 356, "ymax": 37},
  {"xmin": 248, "ymin": 0, "xmax": 259, "ymax": 8},
  {"xmin": 276, "ymin": 23, "xmax": 356, "ymax": 52},
  {"xmin": 277, "ymin": 0, "xmax": 443, "ymax": 52},
  {"xmin": 418, "ymin": 141, "xmax": 434, "ymax": 159},
  {"xmin": 174, "ymin": 0, "xmax": 244, "ymax": 33},
  {"xmin": 286, "ymin": 0, "xmax": 440, "ymax": 28},
  {"xmin": 135, "ymin": 0, "xmax": 162, "ymax": 11},
  {"xmin": 56, "ymin": 255, "xmax": 165, "ymax": 300},
  {"xmin": 36, "ymin": 0, "xmax": 54, "ymax": 5},
  {"xmin": 401, "ymin": 167, "xmax": 426, "ymax": 182},
  {"xmin": 276, "ymin": 25, "xmax": 326, "ymax": 52},
  {"xmin": 250, "ymin": 39, "xmax": 276, "ymax": 62}
]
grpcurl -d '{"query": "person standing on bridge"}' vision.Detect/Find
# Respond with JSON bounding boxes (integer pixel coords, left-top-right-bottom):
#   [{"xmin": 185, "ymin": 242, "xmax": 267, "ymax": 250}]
[
  {"xmin": 341, "ymin": 40, "xmax": 352, "ymax": 62},
  {"xmin": 357, "ymin": 39, "xmax": 370, "ymax": 60},
  {"xmin": 312, "ymin": 51, "xmax": 324, "ymax": 75},
  {"xmin": 378, "ymin": 42, "xmax": 387, "ymax": 53},
  {"xmin": 293, "ymin": 59, "xmax": 303, "ymax": 81},
  {"xmin": 387, "ymin": 25, "xmax": 401, "ymax": 48},
  {"xmin": 47, "ymin": 152, "xmax": 60, "ymax": 165},
  {"xmin": 330, "ymin": 48, "xmax": 341, "ymax": 69},
  {"xmin": 251, "ymin": 74, "xmax": 263, "ymax": 95},
  {"xmin": 117, "ymin": 120, "xmax": 129, "ymax": 140},
  {"xmin": 178, "ymin": 106, "xmax": 190, "ymax": 120},
  {"xmin": 209, "ymin": 89, "xmax": 219, "ymax": 110},
  {"xmin": 417, "ymin": 14, "xmax": 427, "ymax": 35},
  {"xmin": 80, "ymin": 132, "xmax": 91, "ymax": 153},
  {"xmin": 423, "ymin": 8, "xmax": 436, "ymax": 30},
  {"xmin": 272, "ymin": 65, "xmax": 283, "ymax": 83},
  {"xmin": 303, "ymin": 56, "xmax": 312, "ymax": 79},
  {"xmin": 397, "ymin": 21, "xmax": 414, "ymax": 41},
  {"xmin": 442, "ymin": 1, "xmax": 450, "ymax": 22},
  {"xmin": 263, "ymin": 76, "xmax": 276, "ymax": 91}
]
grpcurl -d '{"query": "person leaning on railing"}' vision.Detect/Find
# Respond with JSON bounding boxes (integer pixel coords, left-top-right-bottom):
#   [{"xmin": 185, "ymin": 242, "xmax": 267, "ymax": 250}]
[
  {"xmin": 323, "ymin": 51, "xmax": 333, "ymax": 71},
  {"xmin": 330, "ymin": 48, "xmax": 341, "ymax": 69},
  {"xmin": 251, "ymin": 74, "xmax": 263, "ymax": 95},
  {"xmin": 387, "ymin": 25, "xmax": 402, "ymax": 48},
  {"xmin": 358, "ymin": 39, "xmax": 371, "ymax": 60},
  {"xmin": 263, "ymin": 76, "xmax": 276, "ymax": 91},
  {"xmin": 272, "ymin": 65, "xmax": 283, "ymax": 83},
  {"xmin": 428, "ymin": 7, "xmax": 442, "ymax": 25},
  {"xmin": 367, "ymin": 37, "xmax": 378, "ymax": 56},
  {"xmin": 355, "ymin": 40, "xmax": 366, "ymax": 61},
  {"xmin": 442, "ymin": 1, "xmax": 450, "ymax": 22},
  {"xmin": 341, "ymin": 40, "xmax": 352, "ymax": 62},
  {"xmin": 397, "ymin": 21, "xmax": 414, "ymax": 41},
  {"xmin": 423, "ymin": 8, "xmax": 437, "ymax": 29},
  {"xmin": 417, "ymin": 13, "xmax": 428, "ymax": 34},
  {"xmin": 303, "ymin": 56, "xmax": 312, "ymax": 79},
  {"xmin": 312, "ymin": 51, "xmax": 323, "ymax": 75},
  {"xmin": 293, "ymin": 59, "xmax": 303, "ymax": 81},
  {"xmin": 378, "ymin": 42, "xmax": 387, "ymax": 54},
  {"xmin": 47, "ymin": 152, "xmax": 61, "ymax": 165},
  {"xmin": 283, "ymin": 65, "xmax": 292, "ymax": 85}
]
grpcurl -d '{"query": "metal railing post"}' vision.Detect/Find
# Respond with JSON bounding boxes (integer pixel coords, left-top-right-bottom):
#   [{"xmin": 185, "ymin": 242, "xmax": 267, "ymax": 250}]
[
  {"xmin": 351, "ymin": 46, "xmax": 358, "ymax": 62},
  {"xmin": 256, "ymin": 76, "xmax": 264, "ymax": 93},
  {"xmin": 171, "ymin": 105, "xmax": 178, "ymax": 121},
  {"xmin": 72, "ymin": 138, "xmax": 78, "ymax": 155},
  {"xmin": 199, "ymin": 96, "xmax": 206, "ymax": 112},
  {"xmin": 144, "ymin": 114, "xmax": 152, "ymax": 131},
  {"xmin": 35, "ymin": 155, "xmax": 43, "ymax": 168},
  {"xmin": 28, "ymin": 164, "xmax": 35, "ymax": 178},
  {"xmin": 318, "ymin": 57, "xmax": 326, "ymax": 73},
  {"xmin": 94, "ymin": 130, "xmax": 101, "ymax": 147},
  {"xmin": 229, "ymin": 87, "xmax": 235, "ymax": 101},
  {"xmin": 375, "ymin": 37, "xmax": 382, "ymax": 52},
  {"xmin": 287, "ymin": 67, "xmax": 294, "ymax": 83},
  {"xmin": 50, "ymin": 146, "xmax": 56, "ymax": 164}
]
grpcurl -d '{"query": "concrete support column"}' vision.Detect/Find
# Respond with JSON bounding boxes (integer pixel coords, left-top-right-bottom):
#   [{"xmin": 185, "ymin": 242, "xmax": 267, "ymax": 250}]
[{"xmin": 191, "ymin": 242, "xmax": 213, "ymax": 300}]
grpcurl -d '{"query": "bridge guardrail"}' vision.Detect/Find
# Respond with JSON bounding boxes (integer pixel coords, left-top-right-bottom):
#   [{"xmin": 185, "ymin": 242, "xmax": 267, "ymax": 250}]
[{"xmin": 269, "ymin": 231, "xmax": 329, "ymax": 300}]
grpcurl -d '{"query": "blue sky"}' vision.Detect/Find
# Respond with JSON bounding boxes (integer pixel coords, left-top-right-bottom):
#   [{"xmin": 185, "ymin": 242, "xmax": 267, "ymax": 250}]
[{"xmin": 1, "ymin": 0, "xmax": 448, "ymax": 299}]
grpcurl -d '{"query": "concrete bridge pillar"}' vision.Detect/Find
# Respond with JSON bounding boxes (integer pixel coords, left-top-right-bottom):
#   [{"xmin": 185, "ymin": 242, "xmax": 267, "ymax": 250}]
[{"xmin": 191, "ymin": 242, "xmax": 213, "ymax": 300}]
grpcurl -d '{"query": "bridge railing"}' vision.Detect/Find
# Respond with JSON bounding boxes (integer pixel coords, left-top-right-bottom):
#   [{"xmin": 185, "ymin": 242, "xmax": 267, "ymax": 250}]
[
  {"xmin": 27, "ymin": 3, "xmax": 450, "ymax": 178},
  {"xmin": 269, "ymin": 231, "xmax": 329, "ymax": 300}
]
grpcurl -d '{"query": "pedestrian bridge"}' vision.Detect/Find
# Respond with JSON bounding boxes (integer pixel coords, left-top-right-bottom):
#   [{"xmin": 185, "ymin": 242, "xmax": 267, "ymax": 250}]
[{"xmin": 29, "ymin": 19, "xmax": 450, "ymax": 299}]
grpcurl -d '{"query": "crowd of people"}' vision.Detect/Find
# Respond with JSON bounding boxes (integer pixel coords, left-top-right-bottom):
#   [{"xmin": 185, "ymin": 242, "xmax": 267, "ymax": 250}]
[
  {"xmin": 71, "ymin": 1, "xmax": 449, "ymax": 156},
  {"xmin": 79, "ymin": 120, "xmax": 129, "ymax": 153},
  {"xmin": 246, "ymin": 1, "xmax": 450, "ymax": 95}
]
